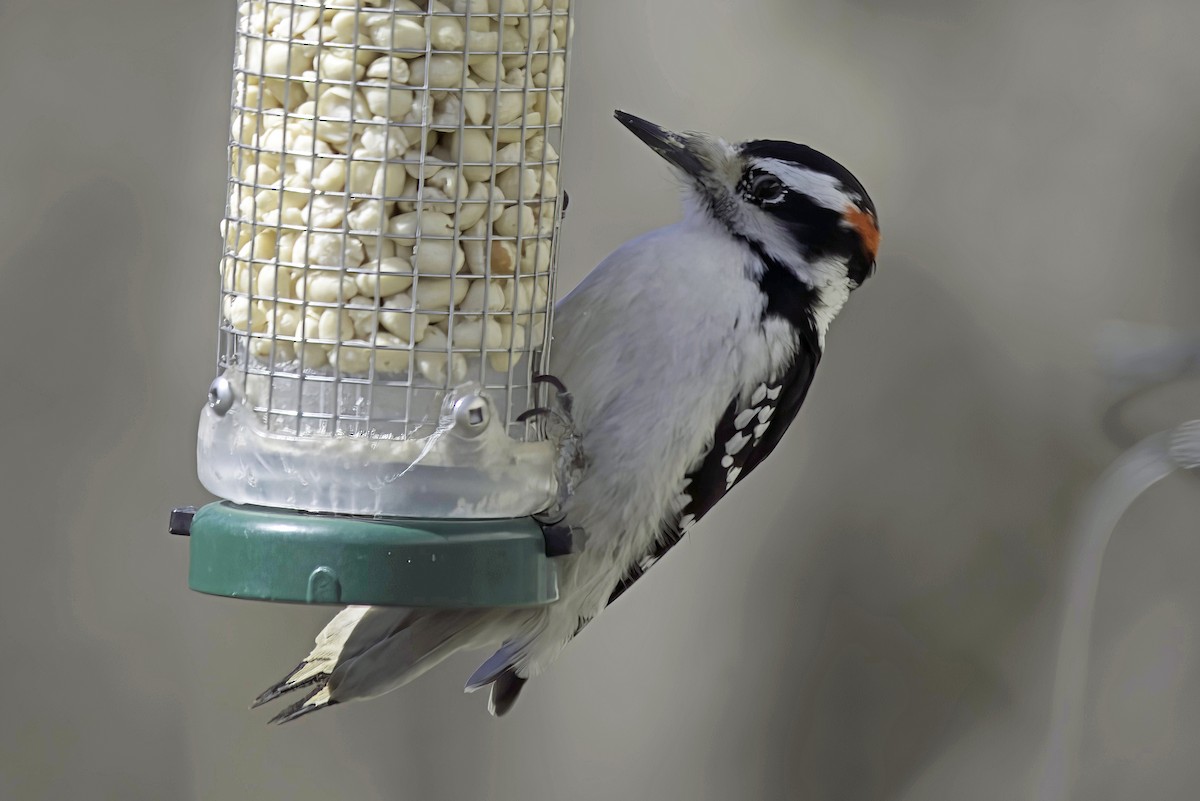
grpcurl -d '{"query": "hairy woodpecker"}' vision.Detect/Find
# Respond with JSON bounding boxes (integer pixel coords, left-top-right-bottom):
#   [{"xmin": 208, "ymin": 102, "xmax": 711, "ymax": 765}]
[{"xmin": 253, "ymin": 111, "xmax": 880, "ymax": 722}]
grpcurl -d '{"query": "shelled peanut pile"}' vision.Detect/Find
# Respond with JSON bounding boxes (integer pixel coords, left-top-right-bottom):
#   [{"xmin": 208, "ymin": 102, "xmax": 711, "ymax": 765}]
[{"xmin": 220, "ymin": 0, "xmax": 568, "ymax": 384}]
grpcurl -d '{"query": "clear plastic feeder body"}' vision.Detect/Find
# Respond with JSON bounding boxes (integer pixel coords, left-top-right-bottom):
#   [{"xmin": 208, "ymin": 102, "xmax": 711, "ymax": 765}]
[{"xmin": 199, "ymin": 0, "xmax": 575, "ymax": 519}]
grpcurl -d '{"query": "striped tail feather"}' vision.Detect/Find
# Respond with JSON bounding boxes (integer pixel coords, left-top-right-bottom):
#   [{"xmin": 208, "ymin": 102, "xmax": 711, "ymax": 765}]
[
  {"xmin": 252, "ymin": 606, "xmax": 417, "ymax": 722},
  {"xmin": 266, "ymin": 681, "xmax": 337, "ymax": 725},
  {"xmin": 254, "ymin": 607, "xmax": 494, "ymax": 723},
  {"xmin": 487, "ymin": 670, "xmax": 527, "ymax": 717},
  {"xmin": 465, "ymin": 639, "xmax": 530, "ymax": 717}
]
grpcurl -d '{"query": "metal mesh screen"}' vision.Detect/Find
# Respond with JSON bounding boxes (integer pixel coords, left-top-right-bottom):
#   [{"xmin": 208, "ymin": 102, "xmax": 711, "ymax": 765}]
[{"xmin": 218, "ymin": 0, "xmax": 571, "ymax": 443}]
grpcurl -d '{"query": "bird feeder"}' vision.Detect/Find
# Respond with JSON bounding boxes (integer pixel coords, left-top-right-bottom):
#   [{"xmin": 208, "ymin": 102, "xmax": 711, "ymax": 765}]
[{"xmin": 172, "ymin": 0, "xmax": 576, "ymax": 608}]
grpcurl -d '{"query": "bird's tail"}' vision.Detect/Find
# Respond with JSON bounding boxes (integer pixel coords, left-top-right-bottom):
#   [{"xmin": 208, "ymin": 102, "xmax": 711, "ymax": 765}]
[
  {"xmin": 252, "ymin": 606, "xmax": 494, "ymax": 724},
  {"xmin": 464, "ymin": 637, "xmax": 533, "ymax": 717}
]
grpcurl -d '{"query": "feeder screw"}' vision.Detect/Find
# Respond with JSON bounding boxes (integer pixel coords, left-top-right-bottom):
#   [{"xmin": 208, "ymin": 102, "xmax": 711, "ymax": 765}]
[
  {"xmin": 208, "ymin": 376, "xmax": 234, "ymax": 416},
  {"xmin": 452, "ymin": 393, "xmax": 491, "ymax": 437}
]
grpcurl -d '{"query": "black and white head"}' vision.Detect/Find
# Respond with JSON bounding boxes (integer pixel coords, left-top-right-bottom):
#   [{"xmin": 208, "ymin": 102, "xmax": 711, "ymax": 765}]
[{"xmin": 614, "ymin": 111, "xmax": 880, "ymax": 298}]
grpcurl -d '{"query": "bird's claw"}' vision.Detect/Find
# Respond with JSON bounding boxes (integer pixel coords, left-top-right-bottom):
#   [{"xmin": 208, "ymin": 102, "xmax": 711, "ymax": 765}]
[
  {"xmin": 516, "ymin": 406, "xmax": 573, "ymax": 432},
  {"xmin": 519, "ymin": 374, "xmax": 576, "ymax": 434},
  {"xmin": 521, "ymin": 373, "xmax": 585, "ymax": 527},
  {"xmin": 533, "ymin": 374, "xmax": 573, "ymax": 417}
]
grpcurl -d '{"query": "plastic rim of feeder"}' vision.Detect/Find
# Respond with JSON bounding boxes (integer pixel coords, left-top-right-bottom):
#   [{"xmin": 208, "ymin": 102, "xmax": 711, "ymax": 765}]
[{"xmin": 177, "ymin": 502, "xmax": 560, "ymax": 607}]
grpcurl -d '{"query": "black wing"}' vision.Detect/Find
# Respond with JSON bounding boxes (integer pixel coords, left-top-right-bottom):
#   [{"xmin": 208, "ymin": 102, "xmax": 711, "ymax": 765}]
[{"xmin": 607, "ymin": 332, "xmax": 822, "ymax": 606}]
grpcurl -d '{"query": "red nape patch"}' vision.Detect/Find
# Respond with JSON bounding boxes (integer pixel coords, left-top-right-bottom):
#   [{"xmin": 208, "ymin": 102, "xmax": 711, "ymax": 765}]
[{"xmin": 843, "ymin": 207, "xmax": 881, "ymax": 260}]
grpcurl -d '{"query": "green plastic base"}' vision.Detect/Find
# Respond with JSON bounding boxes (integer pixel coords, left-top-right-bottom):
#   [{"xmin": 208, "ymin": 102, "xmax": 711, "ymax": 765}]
[{"xmin": 187, "ymin": 502, "xmax": 559, "ymax": 608}]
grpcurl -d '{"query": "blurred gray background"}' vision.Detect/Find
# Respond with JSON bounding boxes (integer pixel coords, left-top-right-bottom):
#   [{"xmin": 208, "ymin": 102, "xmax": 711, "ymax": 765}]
[{"xmin": 2, "ymin": 0, "xmax": 1200, "ymax": 798}]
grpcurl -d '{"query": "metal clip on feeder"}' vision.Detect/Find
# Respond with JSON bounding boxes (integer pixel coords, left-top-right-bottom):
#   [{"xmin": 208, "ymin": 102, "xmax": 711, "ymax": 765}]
[{"xmin": 171, "ymin": 0, "xmax": 577, "ymax": 607}]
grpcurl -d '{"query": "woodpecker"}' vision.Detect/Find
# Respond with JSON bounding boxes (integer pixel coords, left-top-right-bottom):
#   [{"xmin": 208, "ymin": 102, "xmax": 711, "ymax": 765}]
[{"xmin": 253, "ymin": 111, "xmax": 880, "ymax": 721}]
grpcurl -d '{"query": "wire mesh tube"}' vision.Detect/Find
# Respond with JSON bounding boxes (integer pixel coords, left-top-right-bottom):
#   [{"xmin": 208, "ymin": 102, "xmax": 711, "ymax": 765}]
[{"xmin": 198, "ymin": 0, "xmax": 574, "ymax": 517}]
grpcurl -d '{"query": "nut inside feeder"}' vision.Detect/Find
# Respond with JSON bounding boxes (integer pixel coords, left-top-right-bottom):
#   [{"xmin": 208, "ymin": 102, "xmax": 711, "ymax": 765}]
[
  {"xmin": 201, "ymin": 0, "xmax": 573, "ymax": 520},
  {"xmin": 177, "ymin": 0, "xmax": 576, "ymax": 608}
]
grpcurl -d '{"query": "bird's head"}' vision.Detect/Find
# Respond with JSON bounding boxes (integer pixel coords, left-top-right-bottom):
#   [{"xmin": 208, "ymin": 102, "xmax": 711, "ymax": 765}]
[{"xmin": 614, "ymin": 111, "xmax": 879, "ymax": 291}]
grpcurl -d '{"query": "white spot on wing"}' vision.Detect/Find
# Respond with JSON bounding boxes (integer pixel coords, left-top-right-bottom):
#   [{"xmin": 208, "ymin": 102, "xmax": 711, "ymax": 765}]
[
  {"xmin": 751, "ymin": 384, "xmax": 767, "ymax": 405},
  {"xmin": 734, "ymin": 408, "xmax": 758, "ymax": 429},
  {"xmin": 725, "ymin": 431, "xmax": 751, "ymax": 456},
  {"xmin": 726, "ymin": 466, "xmax": 742, "ymax": 487},
  {"xmin": 759, "ymin": 406, "xmax": 775, "ymax": 423},
  {"xmin": 669, "ymin": 491, "xmax": 692, "ymax": 522},
  {"xmin": 753, "ymin": 422, "xmax": 770, "ymax": 440},
  {"xmin": 721, "ymin": 455, "xmax": 734, "ymax": 468},
  {"xmin": 766, "ymin": 385, "xmax": 781, "ymax": 400}
]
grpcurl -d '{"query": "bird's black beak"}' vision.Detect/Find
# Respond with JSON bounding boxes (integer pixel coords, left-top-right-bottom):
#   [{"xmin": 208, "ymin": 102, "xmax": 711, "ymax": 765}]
[{"xmin": 614, "ymin": 111, "xmax": 707, "ymax": 180}]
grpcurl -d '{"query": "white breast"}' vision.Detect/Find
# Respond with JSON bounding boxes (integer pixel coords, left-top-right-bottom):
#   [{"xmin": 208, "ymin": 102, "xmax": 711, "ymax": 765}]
[{"xmin": 547, "ymin": 216, "xmax": 795, "ymax": 619}]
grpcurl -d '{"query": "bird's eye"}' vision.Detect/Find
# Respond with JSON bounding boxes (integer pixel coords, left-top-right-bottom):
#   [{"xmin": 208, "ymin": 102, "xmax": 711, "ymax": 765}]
[{"xmin": 747, "ymin": 174, "xmax": 785, "ymax": 204}]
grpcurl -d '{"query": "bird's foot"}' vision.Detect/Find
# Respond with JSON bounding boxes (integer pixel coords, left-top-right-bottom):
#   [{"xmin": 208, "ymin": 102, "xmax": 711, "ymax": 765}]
[
  {"xmin": 517, "ymin": 374, "xmax": 574, "ymax": 432},
  {"xmin": 521, "ymin": 374, "xmax": 586, "ymax": 528}
]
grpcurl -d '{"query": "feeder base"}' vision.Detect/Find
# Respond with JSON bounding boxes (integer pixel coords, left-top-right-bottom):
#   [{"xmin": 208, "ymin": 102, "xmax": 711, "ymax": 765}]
[{"xmin": 175, "ymin": 502, "xmax": 559, "ymax": 608}]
